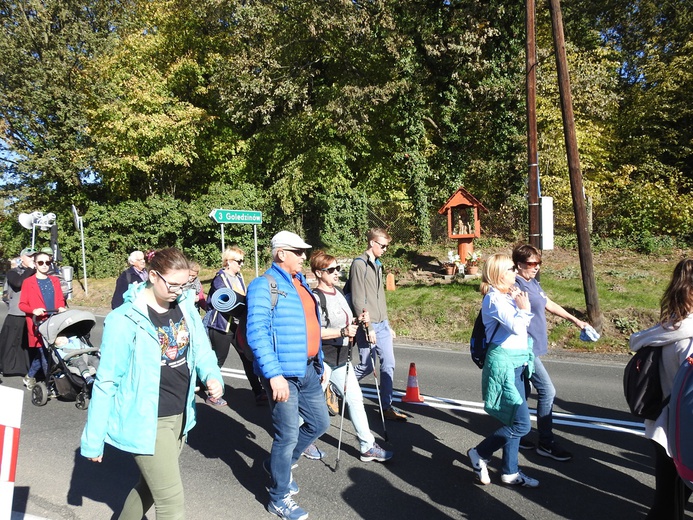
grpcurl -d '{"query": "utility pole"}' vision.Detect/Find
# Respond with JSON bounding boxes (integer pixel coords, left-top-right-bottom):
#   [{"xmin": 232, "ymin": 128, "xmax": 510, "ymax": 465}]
[
  {"xmin": 547, "ymin": 0, "xmax": 603, "ymax": 331},
  {"xmin": 526, "ymin": 0, "xmax": 541, "ymax": 251}
]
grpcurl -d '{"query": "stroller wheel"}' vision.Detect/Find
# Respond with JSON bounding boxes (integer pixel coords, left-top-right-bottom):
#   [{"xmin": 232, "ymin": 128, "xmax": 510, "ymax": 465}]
[
  {"xmin": 31, "ymin": 382, "xmax": 49, "ymax": 406},
  {"xmin": 75, "ymin": 392, "xmax": 90, "ymax": 410}
]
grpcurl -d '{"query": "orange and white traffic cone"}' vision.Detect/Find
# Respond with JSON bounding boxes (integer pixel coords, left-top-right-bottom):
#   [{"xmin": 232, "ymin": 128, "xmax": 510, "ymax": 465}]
[{"xmin": 401, "ymin": 362, "xmax": 425, "ymax": 403}]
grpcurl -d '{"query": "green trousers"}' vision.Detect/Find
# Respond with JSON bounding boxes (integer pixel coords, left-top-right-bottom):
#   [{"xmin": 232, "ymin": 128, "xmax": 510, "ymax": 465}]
[{"xmin": 119, "ymin": 413, "xmax": 186, "ymax": 520}]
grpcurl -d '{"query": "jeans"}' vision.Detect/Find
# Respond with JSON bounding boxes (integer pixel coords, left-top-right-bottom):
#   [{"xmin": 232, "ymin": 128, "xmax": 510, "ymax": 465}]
[
  {"xmin": 475, "ymin": 365, "xmax": 531, "ymax": 475},
  {"xmin": 529, "ymin": 356, "xmax": 556, "ymax": 445},
  {"xmin": 27, "ymin": 348, "xmax": 48, "ymax": 379},
  {"xmin": 324, "ymin": 363, "xmax": 376, "ymax": 453},
  {"xmin": 354, "ymin": 320, "xmax": 395, "ymax": 410},
  {"xmin": 120, "ymin": 414, "xmax": 186, "ymax": 520},
  {"xmin": 647, "ymin": 440, "xmax": 692, "ymax": 519},
  {"xmin": 262, "ymin": 365, "xmax": 329, "ymax": 502}
]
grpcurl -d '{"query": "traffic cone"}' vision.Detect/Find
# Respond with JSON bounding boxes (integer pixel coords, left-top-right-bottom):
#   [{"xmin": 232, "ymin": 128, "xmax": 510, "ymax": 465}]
[{"xmin": 401, "ymin": 362, "xmax": 425, "ymax": 403}]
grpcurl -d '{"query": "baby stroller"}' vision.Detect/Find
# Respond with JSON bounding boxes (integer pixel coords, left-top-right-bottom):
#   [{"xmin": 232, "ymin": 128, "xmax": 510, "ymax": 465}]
[{"xmin": 34, "ymin": 309, "xmax": 99, "ymax": 409}]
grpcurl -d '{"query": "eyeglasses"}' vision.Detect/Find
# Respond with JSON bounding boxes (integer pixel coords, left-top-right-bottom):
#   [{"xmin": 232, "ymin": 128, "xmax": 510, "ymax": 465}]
[
  {"xmin": 374, "ymin": 241, "xmax": 389, "ymax": 250},
  {"xmin": 153, "ymin": 271, "xmax": 192, "ymax": 293},
  {"xmin": 321, "ymin": 265, "xmax": 341, "ymax": 274},
  {"xmin": 523, "ymin": 261, "xmax": 542, "ymax": 268},
  {"xmin": 232, "ymin": 258, "xmax": 244, "ymax": 265},
  {"xmin": 283, "ymin": 249, "xmax": 306, "ymax": 257},
  {"xmin": 36, "ymin": 260, "xmax": 51, "ymax": 267}
]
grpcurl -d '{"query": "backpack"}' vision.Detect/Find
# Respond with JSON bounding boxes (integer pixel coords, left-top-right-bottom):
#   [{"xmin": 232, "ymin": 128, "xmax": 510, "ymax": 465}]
[
  {"xmin": 470, "ymin": 310, "xmax": 500, "ymax": 369},
  {"xmin": 623, "ymin": 346, "xmax": 669, "ymax": 420},
  {"xmin": 312, "ymin": 286, "xmax": 344, "ymax": 328},
  {"xmin": 343, "ymin": 257, "xmax": 367, "ymax": 311},
  {"xmin": 668, "ymin": 356, "xmax": 693, "ymax": 490},
  {"xmin": 238, "ymin": 273, "xmax": 281, "ymax": 362}
]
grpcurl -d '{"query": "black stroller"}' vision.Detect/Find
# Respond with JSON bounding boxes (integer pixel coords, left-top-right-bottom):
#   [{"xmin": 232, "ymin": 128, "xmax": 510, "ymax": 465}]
[{"xmin": 33, "ymin": 309, "xmax": 99, "ymax": 409}]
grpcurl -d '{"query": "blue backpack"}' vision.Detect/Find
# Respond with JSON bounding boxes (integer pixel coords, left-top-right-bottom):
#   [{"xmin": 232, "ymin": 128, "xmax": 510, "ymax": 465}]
[{"xmin": 668, "ymin": 356, "xmax": 693, "ymax": 490}]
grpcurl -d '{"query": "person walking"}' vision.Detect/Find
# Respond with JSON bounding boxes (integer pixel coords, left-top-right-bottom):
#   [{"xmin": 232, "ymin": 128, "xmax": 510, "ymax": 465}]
[
  {"xmin": 467, "ymin": 253, "xmax": 539, "ymax": 488},
  {"xmin": 81, "ymin": 248, "xmax": 224, "ymax": 520},
  {"xmin": 512, "ymin": 244, "xmax": 587, "ymax": 461},
  {"xmin": 349, "ymin": 228, "xmax": 407, "ymax": 421},
  {"xmin": 310, "ymin": 250, "xmax": 393, "ymax": 463},
  {"xmin": 0, "ymin": 248, "xmax": 36, "ymax": 380},
  {"xmin": 246, "ymin": 231, "xmax": 329, "ymax": 520},
  {"xmin": 206, "ymin": 246, "xmax": 266, "ymax": 406},
  {"xmin": 630, "ymin": 258, "xmax": 693, "ymax": 519},
  {"xmin": 111, "ymin": 250, "xmax": 148, "ymax": 309},
  {"xmin": 18, "ymin": 247, "xmax": 67, "ymax": 388}
]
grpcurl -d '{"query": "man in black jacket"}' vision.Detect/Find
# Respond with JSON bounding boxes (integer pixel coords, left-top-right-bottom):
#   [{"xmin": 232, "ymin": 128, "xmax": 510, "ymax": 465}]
[{"xmin": 110, "ymin": 250, "xmax": 148, "ymax": 309}]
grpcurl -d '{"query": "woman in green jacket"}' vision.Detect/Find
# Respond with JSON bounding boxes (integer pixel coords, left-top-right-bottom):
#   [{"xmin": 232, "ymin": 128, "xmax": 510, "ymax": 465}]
[
  {"xmin": 467, "ymin": 253, "xmax": 539, "ymax": 488},
  {"xmin": 81, "ymin": 248, "xmax": 224, "ymax": 520}
]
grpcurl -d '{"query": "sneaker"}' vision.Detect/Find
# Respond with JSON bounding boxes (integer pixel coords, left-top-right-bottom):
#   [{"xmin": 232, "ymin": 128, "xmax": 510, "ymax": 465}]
[
  {"xmin": 205, "ymin": 395, "xmax": 227, "ymax": 406},
  {"xmin": 467, "ymin": 448, "xmax": 491, "ymax": 485},
  {"xmin": 383, "ymin": 407, "xmax": 408, "ymax": 422},
  {"xmin": 536, "ymin": 441, "xmax": 573, "ymax": 462},
  {"xmin": 23, "ymin": 375, "xmax": 36, "ymax": 389},
  {"xmin": 501, "ymin": 470, "xmax": 540, "ymax": 488},
  {"xmin": 325, "ymin": 383, "xmax": 340, "ymax": 416},
  {"xmin": 263, "ymin": 459, "xmax": 299, "ymax": 496},
  {"xmin": 267, "ymin": 494, "xmax": 308, "ymax": 520},
  {"xmin": 301, "ymin": 443, "xmax": 325, "ymax": 460},
  {"xmin": 519, "ymin": 436, "xmax": 535, "ymax": 450},
  {"xmin": 360, "ymin": 442, "xmax": 393, "ymax": 462}
]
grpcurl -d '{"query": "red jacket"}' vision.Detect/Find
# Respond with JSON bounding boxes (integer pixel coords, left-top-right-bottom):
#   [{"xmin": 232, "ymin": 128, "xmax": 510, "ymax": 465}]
[{"xmin": 18, "ymin": 275, "xmax": 66, "ymax": 348}]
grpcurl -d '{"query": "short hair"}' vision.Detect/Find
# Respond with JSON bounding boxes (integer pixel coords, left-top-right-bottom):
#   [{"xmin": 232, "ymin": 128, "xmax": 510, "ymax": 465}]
[
  {"xmin": 367, "ymin": 228, "xmax": 392, "ymax": 243},
  {"xmin": 512, "ymin": 244, "xmax": 541, "ymax": 265},
  {"xmin": 222, "ymin": 246, "xmax": 244, "ymax": 267},
  {"xmin": 480, "ymin": 253, "xmax": 514, "ymax": 295},
  {"xmin": 128, "ymin": 250, "xmax": 144, "ymax": 265},
  {"xmin": 310, "ymin": 250, "xmax": 335, "ymax": 274},
  {"xmin": 147, "ymin": 248, "xmax": 189, "ymax": 275}
]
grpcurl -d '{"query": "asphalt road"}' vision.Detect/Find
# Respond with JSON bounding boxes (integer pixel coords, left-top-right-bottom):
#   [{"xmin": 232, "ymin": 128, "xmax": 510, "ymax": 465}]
[{"xmin": 3, "ymin": 306, "xmax": 691, "ymax": 519}]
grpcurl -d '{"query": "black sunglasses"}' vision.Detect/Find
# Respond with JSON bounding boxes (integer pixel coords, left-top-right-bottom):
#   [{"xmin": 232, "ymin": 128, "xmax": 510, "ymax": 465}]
[
  {"xmin": 284, "ymin": 249, "xmax": 306, "ymax": 257},
  {"xmin": 320, "ymin": 265, "xmax": 341, "ymax": 274},
  {"xmin": 36, "ymin": 260, "xmax": 51, "ymax": 266}
]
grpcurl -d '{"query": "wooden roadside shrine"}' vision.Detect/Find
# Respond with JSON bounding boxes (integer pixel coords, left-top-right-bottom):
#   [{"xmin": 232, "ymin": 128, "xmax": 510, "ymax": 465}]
[{"xmin": 437, "ymin": 186, "xmax": 488, "ymax": 264}]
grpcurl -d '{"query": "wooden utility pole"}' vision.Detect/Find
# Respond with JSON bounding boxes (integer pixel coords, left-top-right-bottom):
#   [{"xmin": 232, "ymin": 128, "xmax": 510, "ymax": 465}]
[
  {"xmin": 526, "ymin": 0, "xmax": 541, "ymax": 251},
  {"xmin": 547, "ymin": 0, "xmax": 603, "ymax": 331}
]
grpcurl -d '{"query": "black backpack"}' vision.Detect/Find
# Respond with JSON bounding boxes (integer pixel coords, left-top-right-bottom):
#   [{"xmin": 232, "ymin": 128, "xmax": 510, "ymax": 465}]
[
  {"xmin": 470, "ymin": 310, "xmax": 500, "ymax": 369},
  {"xmin": 312, "ymin": 286, "xmax": 344, "ymax": 328},
  {"xmin": 623, "ymin": 346, "xmax": 669, "ymax": 420}
]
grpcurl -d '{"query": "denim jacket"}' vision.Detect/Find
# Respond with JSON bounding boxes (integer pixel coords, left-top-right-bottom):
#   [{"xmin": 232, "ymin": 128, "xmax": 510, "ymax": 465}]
[{"xmin": 80, "ymin": 283, "xmax": 223, "ymax": 458}]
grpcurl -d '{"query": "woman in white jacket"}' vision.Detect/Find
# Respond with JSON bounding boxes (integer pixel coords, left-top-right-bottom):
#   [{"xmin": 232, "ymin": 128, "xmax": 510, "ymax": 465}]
[{"xmin": 630, "ymin": 258, "xmax": 693, "ymax": 519}]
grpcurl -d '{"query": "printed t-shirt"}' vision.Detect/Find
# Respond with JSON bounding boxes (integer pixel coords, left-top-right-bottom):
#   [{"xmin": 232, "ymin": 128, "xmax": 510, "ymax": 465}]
[
  {"xmin": 293, "ymin": 277, "xmax": 321, "ymax": 358},
  {"xmin": 148, "ymin": 303, "xmax": 191, "ymax": 416},
  {"xmin": 37, "ymin": 277, "xmax": 55, "ymax": 310}
]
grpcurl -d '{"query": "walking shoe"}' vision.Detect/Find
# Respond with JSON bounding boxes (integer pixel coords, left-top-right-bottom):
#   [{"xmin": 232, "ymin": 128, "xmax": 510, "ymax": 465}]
[
  {"xmin": 267, "ymin": 494, "xmax": 308, "ymax": 520},
  {"xmin": 23, "ymin": 375, "xmax": 36, "ymax": 389},
  {"xmin": 467, "ymin": 448, "xmax": 491, "ymax": 485},
  {"xmin": 519, "ymin": 436, "xmax": 535, "ymax": 450},
  {"xmin": 501, "ymin": 470, "xmax": 540, "ymax": 488},
  {"xmin": 360, "ymin": 442, "xmax": 393, "ymax": 462},
  {"xmin": 301, "ymin": 443, "xmax": 325, "ymax": 460},
  {"xmin": 383, "ymin": 407, "xmax": 408, "ymax": 421},
  {"xmin": 324, "ymin": 383, "xmax": 340, "ymax": 416},
  {"xmin": 205, "ymin": 395, "xmax": 227, "ymax": 406},
  {"xmin": 536, "ymin": 441, "xmax": 573, "ymax": 462},
  {"xmin": 263, "ymin": 459, "xmax": 299, "ymax": 496}
]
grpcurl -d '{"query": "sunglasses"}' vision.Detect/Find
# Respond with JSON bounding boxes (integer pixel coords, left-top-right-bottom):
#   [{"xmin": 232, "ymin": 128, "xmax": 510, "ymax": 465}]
[
  {"xmin": 36, "ymin": 260, "xmax": 51, "ymax": 266},
  {"xmin": 374, "ymin": 241, "xmax": 389, "ymax": 250},
  {"xmin": 284, "ymin": 249, "xmax": 306, "ymax": 257},
  {"xmin": 152, "ymin": 271, "xmax": 192, "ymax": 293},
  {"xmin": 523, "ymin": 261, "xmax": 542, "ymax": 268},
  {"xmin": 321, "ymin": 265, "xmax": 341, "ymax": 274}
]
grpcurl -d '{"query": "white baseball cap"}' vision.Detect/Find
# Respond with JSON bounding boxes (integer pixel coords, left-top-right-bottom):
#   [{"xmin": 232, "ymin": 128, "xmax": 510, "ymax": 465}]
[{"xmin": 271, "ymin": 231, "xmax": 312, "ymax": 250}]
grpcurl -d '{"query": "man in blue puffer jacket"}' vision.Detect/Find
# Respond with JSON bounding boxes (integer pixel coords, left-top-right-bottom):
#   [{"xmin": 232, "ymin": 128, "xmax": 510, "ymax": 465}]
[{"xmin": 246, "ymin": 231, "xmax": 329, "ymax": 520}]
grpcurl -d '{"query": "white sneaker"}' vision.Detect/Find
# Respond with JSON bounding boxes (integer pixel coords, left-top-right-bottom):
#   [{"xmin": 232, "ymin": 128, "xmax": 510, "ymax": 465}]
[
  {"xmin": 501, "ymin": 470, "xmax": 539, "ymax": 488},
  {"xmin": 467, "ymin": 448, "xmax": 490, "ymax": 485},
  {"xmin": 23, "ymin": 375, "xmax": 36, "ymax": 389}
]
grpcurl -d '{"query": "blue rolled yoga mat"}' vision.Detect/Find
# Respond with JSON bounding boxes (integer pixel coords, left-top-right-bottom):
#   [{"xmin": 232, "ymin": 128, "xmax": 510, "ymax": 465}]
[{"xmin": 210, "ymin": 288, "xmax": 244, "ymax": 312}]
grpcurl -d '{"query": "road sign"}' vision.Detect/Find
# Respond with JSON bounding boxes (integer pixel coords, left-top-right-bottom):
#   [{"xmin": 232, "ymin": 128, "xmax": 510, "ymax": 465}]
[{"xmin": 208, "ymin": 209, "xmax": 262, "ymax": 225}]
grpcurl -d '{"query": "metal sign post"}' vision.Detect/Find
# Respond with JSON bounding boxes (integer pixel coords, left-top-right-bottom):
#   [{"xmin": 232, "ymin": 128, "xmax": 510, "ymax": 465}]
[
  {"xmin": 71, "ymin": 205, "xmax": 88, "ymax": 296},
  {"xmin": 209, "ymin": 209, "xmax": 263, "ymax": 277}
]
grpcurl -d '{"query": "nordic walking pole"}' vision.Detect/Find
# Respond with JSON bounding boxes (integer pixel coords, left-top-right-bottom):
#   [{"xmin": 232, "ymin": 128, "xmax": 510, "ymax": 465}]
[
  {"xmin": 335, "ymin": 328, "xmax": 355, "ymax": 471},
  {"xmin": 365, "ymin": 321, "xmax": 389, "ymax": 442}
]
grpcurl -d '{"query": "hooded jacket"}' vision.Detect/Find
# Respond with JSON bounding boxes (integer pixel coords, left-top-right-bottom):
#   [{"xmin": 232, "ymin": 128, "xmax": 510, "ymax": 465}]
[
  {"xmin": 629, "ymin": 314, "xmax": 693, "ymax": 452},
  {"xmin": 80, "ymin": 283, "xmax": 223, "ymax": 458}
]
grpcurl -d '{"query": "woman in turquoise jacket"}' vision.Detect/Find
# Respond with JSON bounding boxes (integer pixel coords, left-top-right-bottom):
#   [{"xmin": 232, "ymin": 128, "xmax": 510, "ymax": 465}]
[
  {"xmin": 81, "ymin": 248, "xmax": 224, "ymax": 520},
  {"xmin": 467, "ymin": 253, "xmax": 540, "ymax": 489}
]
